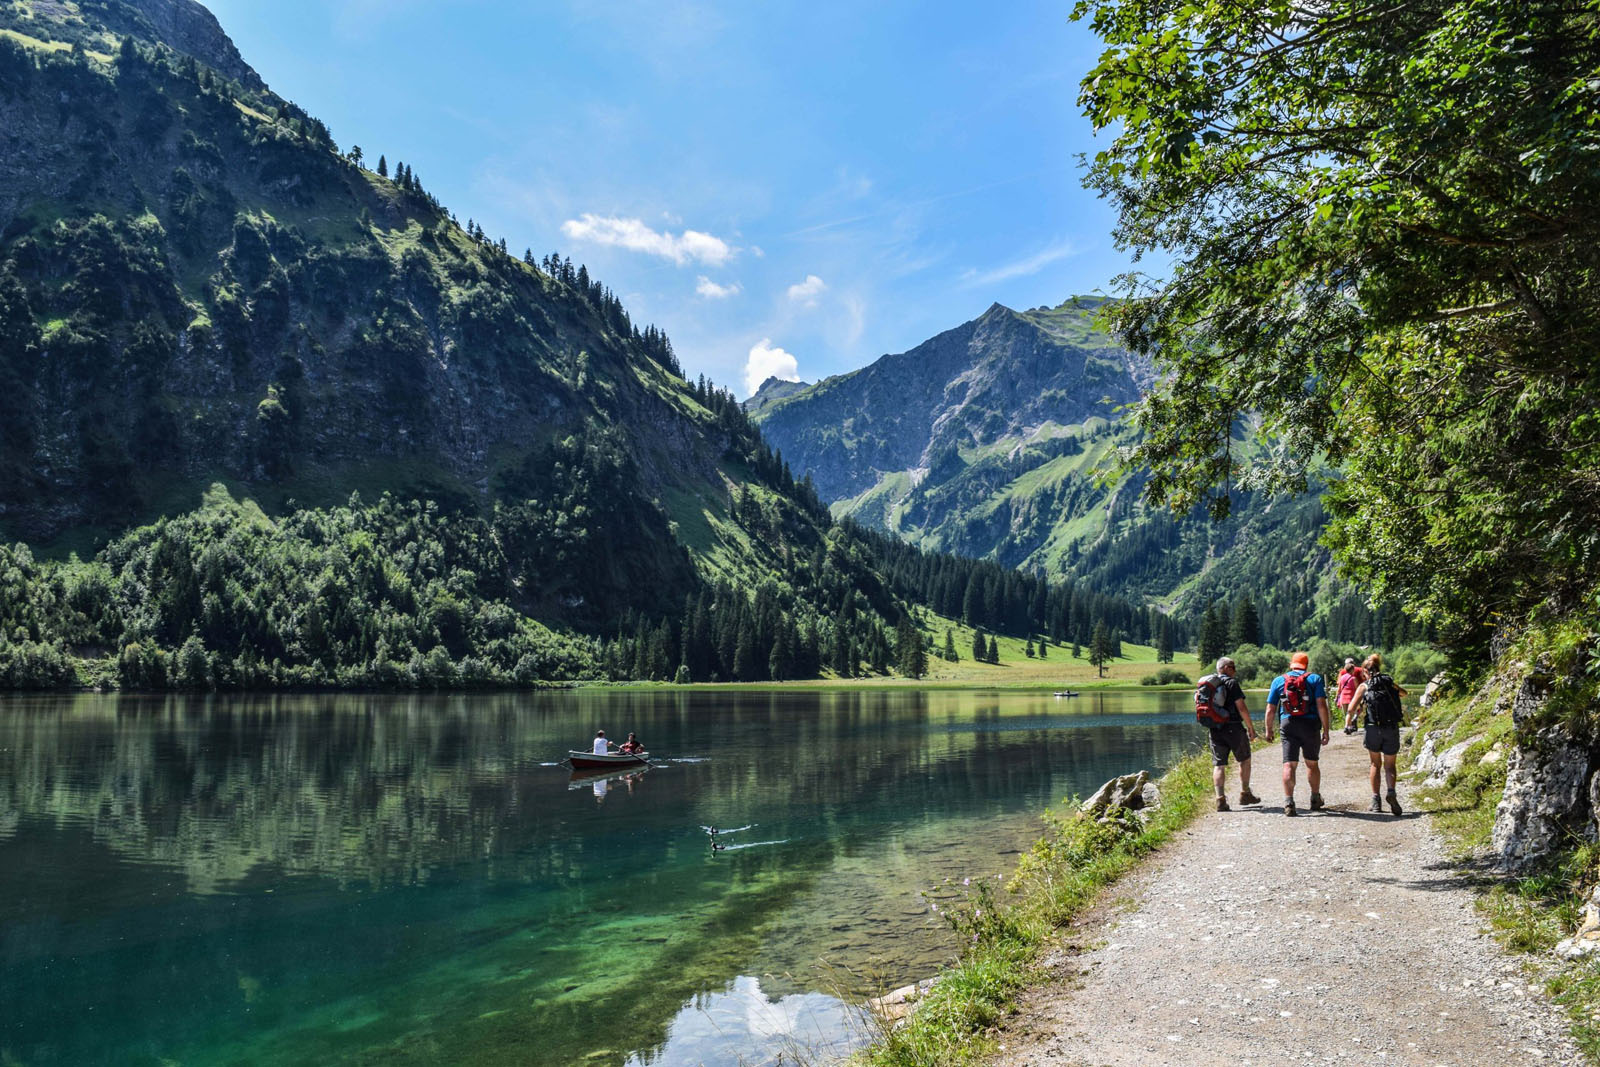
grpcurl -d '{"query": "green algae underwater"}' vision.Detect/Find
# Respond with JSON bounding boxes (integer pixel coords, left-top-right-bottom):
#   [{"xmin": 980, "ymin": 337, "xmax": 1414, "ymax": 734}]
[{"xmin": 0, "ymin": 689, "xmax": 1198, "ymax": 1065}]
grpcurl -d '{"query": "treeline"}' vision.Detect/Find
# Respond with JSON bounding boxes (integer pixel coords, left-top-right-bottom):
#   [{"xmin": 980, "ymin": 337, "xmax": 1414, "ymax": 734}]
[{"xmin": 848, "ymin": 520, "xmax": 1183, "ymax": 650}]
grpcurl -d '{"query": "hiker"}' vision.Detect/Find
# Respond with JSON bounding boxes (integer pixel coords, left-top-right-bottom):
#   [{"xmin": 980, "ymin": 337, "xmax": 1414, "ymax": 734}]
[
  {"xmin": 592, "ymin": 730, "xmax": 612, "ymax": 756},
  {"xmin": 1196, "ymin": 656, "xmax": 1260, "ymax": 811},
  {"xmin": 1337, "ymin": 656, "xmax": 1367, "ymax": 734},
  {"xmin": 1348, "ymin": 653, "xmax": 1409, "ymax": 815},
  {"xmin": 1264, "ymin": 651, "xmax": 1330, "ymax": 816},
  {"xmin": 618, "ymin": 732, "xmax": 644, "ymax": 755}
]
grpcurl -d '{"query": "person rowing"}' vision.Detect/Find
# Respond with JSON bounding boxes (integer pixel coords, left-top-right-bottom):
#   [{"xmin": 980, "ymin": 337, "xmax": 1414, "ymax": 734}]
[
  {"xmin": 618, "ymin": 732, "xmax": 644, "ymax": 755},
  {"xmin": 592, "ymin": 730, "xmax": 613, "ymax": 755}
]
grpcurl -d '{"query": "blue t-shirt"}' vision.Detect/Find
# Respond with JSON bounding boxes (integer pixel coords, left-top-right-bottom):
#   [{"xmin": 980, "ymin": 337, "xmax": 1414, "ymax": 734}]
[{"xmin": 1267, "ymin": 669, "xmax": 1325, "ymax": 721}]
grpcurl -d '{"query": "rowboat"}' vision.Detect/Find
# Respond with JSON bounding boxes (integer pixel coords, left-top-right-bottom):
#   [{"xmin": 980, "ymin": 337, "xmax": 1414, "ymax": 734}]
[
  {"xmin": 1053, "ymin": 690, "xmax": 1080, "ymax": 698},
  {"xmin": 566, "ymin": 750, "xmax": 649, "ymax": 770}
]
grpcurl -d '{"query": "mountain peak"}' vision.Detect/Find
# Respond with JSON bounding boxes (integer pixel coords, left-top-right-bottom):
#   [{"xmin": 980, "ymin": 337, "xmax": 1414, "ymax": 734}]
[{"xmin": 28, "ymin": 0, "xmax": 266, "ymax": 91}]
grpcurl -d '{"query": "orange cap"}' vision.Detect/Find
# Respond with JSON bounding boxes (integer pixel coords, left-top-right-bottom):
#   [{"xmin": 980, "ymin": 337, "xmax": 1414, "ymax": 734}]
[{"xmin": 1290, "ymin": 652, "xmax": 1310, "ymax": 669}]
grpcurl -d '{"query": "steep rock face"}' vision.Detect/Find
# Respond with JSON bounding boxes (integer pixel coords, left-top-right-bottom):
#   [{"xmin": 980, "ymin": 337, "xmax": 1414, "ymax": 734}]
[
  {"xmin": 754, "ymin": 300, "xmax": 1145, "ymax": 502},
  {"xmin": 1491, "ymin": 660, "xmax": 1600, "ymax": 871},
  {"xmin": 100, "ymin": 0, "xmax": 266, "ymax": 90}
]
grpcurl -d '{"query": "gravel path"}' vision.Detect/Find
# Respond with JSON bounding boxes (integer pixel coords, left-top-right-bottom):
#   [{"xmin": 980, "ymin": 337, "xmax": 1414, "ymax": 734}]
[{"xmin": 990, "ymin": 731, "xmax": 1585, "ymax": 1067}]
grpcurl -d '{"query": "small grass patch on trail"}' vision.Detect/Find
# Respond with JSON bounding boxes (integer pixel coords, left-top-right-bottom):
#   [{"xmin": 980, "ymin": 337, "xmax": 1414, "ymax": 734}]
[{"xmin": 853, "ymin": 750, "xmax": 1213, "ymax": 1066}]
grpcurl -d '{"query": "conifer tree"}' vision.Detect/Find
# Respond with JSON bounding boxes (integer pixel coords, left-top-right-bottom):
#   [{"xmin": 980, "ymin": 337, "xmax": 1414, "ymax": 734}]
[
  {"xmin": 972, "ymin": 629, "xmax": 988, "ymax": 663},
  {"xmin": 377, "ymin": 155, "xmax": 387, "ymax": 177},
  {"xmin": 1089, "ymin": 621, "xmax": 1111, "ymax": 678},
  {"xmin": 986, "ymin": 635, "xmax": 999, "ymax": 664},
  {"xmin": 944, "ymin": 629, "xmax": 958, "ymax": 662}
]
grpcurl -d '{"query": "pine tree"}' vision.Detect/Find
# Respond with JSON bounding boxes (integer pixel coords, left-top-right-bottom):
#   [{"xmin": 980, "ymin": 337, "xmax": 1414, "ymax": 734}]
[
  {"xmin": 1037, "ymin": 638, "xmax": 1047, "ymax": 659},
  {"xmin": 1089, "ymin": 621, "xmax": 1111, "ymax": 678},
  {"xmin": 987, "ymin": 636, "xmax": 999, "ymax": 663},
  {"xmin": 972, "ymin": 629, "xmax": 988, "ymax": 663},
  {"xmin": 377, "ymin": 155, "xmax": 388, "ymax": 177},
  {"xmin": 944, "ymin": 628, "xmax": 958, "ymax": 662},
  {"xmin": 1232, "ymin": 594, "xmax": 1261, "ymax": 648},
  {"xmin": 1025, "ymin": 637, "xmax": 1035, "ymax": 658},
  {"xmin": 1157, "ymin": 616, "xmax": 1173, "ymax": 664}
]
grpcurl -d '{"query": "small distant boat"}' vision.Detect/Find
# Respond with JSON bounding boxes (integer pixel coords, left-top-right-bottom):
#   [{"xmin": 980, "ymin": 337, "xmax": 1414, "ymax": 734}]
[
  {"xmin": 567, "ymin": 750, "xmax": 650, "ymax": 770},
  {"xmin": 1053, "ymin": 690, "xmax": 1080, "ymax": 698}
]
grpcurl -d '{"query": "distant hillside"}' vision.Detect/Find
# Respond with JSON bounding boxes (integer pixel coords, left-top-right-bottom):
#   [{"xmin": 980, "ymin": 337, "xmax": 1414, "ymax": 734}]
[
  {"xmin": 751, "ymin": 299, "xmax": 1382, "ymax": 643},
  {"xmin": 744, "ymin": 376, "xmax": 811, "ymax": 418}
]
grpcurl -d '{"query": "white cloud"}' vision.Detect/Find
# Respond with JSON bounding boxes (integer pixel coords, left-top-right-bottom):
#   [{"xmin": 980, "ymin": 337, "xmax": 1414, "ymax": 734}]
[
  {"xmin": 786, "ymin": 274, "xmax": 828, "ymax": 307},
  {"xmin": 960, "ymin": 240, "xmax": 1077, "ymax": 288},
  {"xmin": 560, "ymin": 213, "xmax": 735, "ymax": 267},
  {"xmin": 744, "ymin": 339, "xmax": 800, "ymax": 397},
  {"xmin": 696, "ymin": 276, "xmax": 742, "ymax": 300}
]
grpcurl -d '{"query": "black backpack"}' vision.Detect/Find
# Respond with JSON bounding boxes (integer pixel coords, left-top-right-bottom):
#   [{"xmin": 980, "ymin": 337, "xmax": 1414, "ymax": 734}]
[{"xmin": 1364, "ymin": 671, "xmax": 1404, "ymax": 727}]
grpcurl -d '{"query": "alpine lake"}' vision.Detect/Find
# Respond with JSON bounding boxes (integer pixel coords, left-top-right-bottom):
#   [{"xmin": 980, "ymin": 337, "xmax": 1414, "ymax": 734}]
[{"xmin": 0, "ymin": 689, "xmax": 1198, "ymax": 1066}]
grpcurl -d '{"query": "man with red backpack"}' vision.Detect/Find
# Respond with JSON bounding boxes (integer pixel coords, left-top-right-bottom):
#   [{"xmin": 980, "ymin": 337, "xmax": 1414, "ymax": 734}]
[
  {"xmin": 1265, "ymin": 651, "xmax": 1330, "ymax": 817},
  {"xmin": 1195, "ymin": 656, "xmax": 1260, "ymax": 812}
]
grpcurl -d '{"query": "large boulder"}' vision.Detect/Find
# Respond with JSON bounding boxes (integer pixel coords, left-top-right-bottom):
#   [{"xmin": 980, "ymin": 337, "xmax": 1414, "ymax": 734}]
[{"xmin": 1081, "ymin": 770, "xmax": 1156, "ymax": 822}]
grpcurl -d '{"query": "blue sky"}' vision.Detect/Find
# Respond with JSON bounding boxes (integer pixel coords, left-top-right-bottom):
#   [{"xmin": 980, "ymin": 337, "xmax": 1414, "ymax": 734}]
[{"xmin": 204, "ymin": 0, "xmax": 1129, "ymax": 394}]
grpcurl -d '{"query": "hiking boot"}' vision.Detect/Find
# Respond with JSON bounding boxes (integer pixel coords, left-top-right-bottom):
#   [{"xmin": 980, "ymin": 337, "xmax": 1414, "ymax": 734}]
[
  {"xmin": 1369, "ymin": 795, "xmax": 1383, "ymax": 813},
  {"xmin": 1386, "ymin": 791, "xmax": 1403, "ymax": 817},
  {"xmin": 1284, "ymin": 799, "xmax": 1297, "ymax": 817},
  {"xmin": 1216, "ymin": 795, "xmax": 1231, "ymax": 812},
  {"xmin": 1310, "ymin": 792, "xmax": 1325, "ymax": 811},
  {"xmin": 1240, "ymin": 790, "xmax": 1261, "ymax": 806}
]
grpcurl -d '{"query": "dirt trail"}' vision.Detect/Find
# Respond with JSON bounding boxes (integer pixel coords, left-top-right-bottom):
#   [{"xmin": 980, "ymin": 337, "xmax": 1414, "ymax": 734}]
[{"xmin": 991, "ymin": 731, "xmax": 1584, "ymax": 1067}]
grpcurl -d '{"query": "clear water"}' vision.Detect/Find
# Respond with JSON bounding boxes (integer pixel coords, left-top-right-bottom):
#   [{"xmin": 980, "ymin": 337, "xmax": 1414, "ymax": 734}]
[{"xmin": 0, "ymin": 689, "xmax": 1196, "ymax": 1066}]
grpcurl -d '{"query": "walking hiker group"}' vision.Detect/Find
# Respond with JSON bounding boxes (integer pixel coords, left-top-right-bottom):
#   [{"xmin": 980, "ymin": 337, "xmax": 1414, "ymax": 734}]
[{"xmin": 1195, "ymin": 651, "xmax": 1408, "ymax": 816}]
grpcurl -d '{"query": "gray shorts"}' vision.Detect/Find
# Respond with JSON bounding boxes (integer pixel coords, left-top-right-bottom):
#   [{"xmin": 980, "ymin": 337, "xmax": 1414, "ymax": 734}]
[
  {"xmin": 1364, "ymin": 724, "xmax": 1401, "ymax": 756},
  {"xmin": 1209, "ymin": 721, "xmax": 1251, "ymax": 766},
  {"xmin": 1280, "ymin": 717, "xmax": 1322, "ymax": 763}
]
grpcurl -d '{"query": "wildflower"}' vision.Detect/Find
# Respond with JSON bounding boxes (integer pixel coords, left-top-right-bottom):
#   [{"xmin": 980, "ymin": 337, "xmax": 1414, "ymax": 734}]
[{"xmin": 963, "ymin": 877, "xmax": 970, "ymax": 886}]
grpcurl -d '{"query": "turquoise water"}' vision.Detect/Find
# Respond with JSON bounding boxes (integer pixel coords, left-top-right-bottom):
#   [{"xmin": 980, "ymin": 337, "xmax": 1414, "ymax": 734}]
[{"xmin": 0, "ymin": 689, "xmax": 1196, "ymax": 1066}]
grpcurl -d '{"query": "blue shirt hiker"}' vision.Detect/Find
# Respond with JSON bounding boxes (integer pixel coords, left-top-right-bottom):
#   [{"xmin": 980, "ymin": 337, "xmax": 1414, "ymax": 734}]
[{"xmin": 1263, "ymin": 653, "xmax": 1331, "ymax": 817}]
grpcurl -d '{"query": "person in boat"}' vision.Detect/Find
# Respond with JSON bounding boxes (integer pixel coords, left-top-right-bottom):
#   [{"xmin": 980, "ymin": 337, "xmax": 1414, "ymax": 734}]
[
  {"xmin": 592, "ymin": 730, "xmax": 613, "ymax": 756},
  {"xmin": 618, "ymin": 732, "xmax": 644, "ymax": 755}
]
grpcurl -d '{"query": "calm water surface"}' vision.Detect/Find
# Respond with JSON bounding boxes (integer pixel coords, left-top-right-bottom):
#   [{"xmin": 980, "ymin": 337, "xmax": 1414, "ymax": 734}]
[{"xmin": 0, "ymin": 689, "xmax": 1197, "ymax": 1066}]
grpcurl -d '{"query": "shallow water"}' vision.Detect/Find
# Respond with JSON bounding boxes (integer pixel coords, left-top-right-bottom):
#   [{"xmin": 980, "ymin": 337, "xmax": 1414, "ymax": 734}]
[{"xmin": 0, "ymin": 689, "xmax": 1196, "ymax": 1065}]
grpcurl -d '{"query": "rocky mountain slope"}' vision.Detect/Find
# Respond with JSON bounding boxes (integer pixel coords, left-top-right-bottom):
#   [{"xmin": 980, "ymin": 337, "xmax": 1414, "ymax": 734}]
[{"xmin": 750, "ymin": 299, "xmax": 1347, "ymax": 636}]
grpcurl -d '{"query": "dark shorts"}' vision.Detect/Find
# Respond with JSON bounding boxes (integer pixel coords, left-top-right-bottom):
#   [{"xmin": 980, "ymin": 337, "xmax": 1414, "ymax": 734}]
[
  {"xmin": 1209, "ymin": 721, "xmax": 1251, "ymax": 766},
  {"xmin": 1279, "ymin": 717, "xmax": 1322, "ymax": 763},
  {"xmin": 1364, "ymin": 724, "xmax": 1401, "ymax": 756}
]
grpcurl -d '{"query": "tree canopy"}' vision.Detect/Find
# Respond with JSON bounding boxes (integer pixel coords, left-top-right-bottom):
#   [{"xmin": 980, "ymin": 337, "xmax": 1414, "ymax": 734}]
[{"xmin": 1076, "ymin": 0, "xmax": 1600, "ymax": 651}]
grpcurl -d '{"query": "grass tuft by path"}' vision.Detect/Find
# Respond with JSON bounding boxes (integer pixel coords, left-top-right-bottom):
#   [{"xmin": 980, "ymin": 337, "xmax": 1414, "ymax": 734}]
[{"xmin": 854, "ymin": 751, "xmax": 1214, "ymax": 1066}]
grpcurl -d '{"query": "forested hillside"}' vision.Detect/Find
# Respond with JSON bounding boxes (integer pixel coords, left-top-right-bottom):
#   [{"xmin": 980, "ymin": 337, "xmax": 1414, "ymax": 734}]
[{"xmin": 0, "ymin": 0, "xmax": 1171, "ymax": 689}]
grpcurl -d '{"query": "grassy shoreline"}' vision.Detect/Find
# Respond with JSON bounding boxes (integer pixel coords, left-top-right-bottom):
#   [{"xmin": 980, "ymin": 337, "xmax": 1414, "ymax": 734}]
[{"xmin": 853, "ymin": 747, "xmax": 1217, "ymax": 1066}]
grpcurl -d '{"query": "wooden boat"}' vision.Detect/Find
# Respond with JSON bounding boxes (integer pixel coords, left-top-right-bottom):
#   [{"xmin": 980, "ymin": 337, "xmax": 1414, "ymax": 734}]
[{"xmin": 566, "ymin": 750, "xmax": 649, "ymax": 770}]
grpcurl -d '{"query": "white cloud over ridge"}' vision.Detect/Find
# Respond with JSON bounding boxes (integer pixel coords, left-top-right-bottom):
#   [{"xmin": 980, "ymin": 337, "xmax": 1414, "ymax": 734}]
[
  {"xmin": 786, "ymin": 274, "xmax": 827, "ymax": 307},
  {"xmin": 696, "ymin": 276, "xmax": 742, "ymax": 299},
  {"xmin": 744, "ymin": 339, "xmax": 800, "ymax": 397},
  {"xmin": 561, "ymin": 213, "xmax": 735, "ymax": 266}
]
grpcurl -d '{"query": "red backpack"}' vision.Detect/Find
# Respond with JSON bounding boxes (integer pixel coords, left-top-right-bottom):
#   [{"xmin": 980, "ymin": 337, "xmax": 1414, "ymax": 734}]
[
  {"xmin": 1195, "ymin": 674, "xmax": 1229, "ymax": 727},
  {"xmin": 1281, "ymin": 672, "xmax": 1317, "ymax": 718}
]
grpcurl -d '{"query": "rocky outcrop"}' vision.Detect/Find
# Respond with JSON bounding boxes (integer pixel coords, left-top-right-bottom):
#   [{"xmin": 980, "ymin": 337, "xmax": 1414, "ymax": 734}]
[
  {"xmin": 1492, "ymin": 662, "xmax": 1598, "ymax": 871},
  {"xmin": 103, "ymin": 0, "xmax": 267, "ymax": 90}
]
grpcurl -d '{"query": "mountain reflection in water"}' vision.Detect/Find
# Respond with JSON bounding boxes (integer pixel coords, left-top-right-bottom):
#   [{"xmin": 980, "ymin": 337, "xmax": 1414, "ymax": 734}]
[{"xmin": 0, "ymin": 689, "xmax": 1195, "ymax": 1066}]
